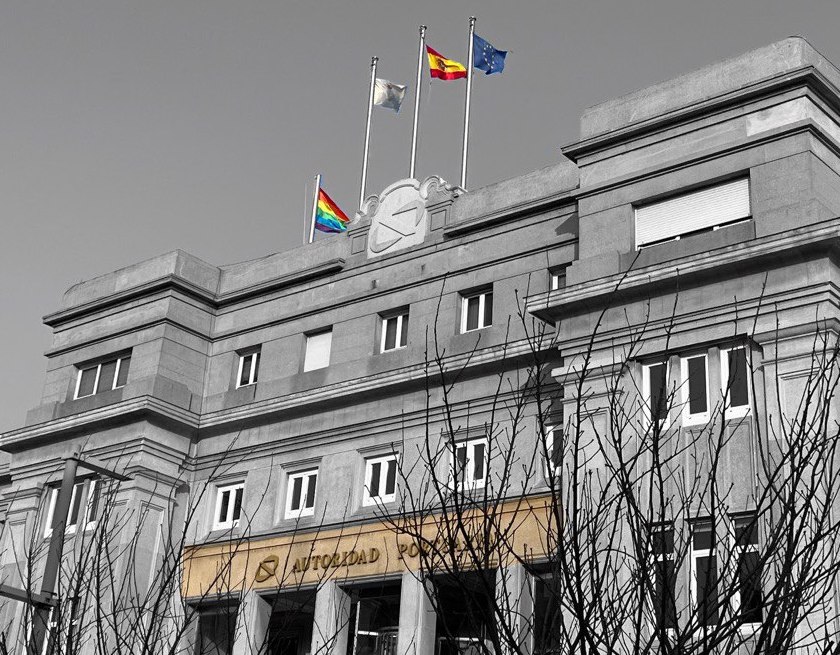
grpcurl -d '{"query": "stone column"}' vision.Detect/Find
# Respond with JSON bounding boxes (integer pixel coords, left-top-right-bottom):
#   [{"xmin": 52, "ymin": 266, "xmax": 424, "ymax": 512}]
[
  {"xmin": 397, "ymin": 572, "xmax": 436, "ymax": 655},
  {"xmin": 311, "ymin": 580, "xmax": 352, "ymax": 655},
  {"xmin": 496, "ymin": 565, "xmax": 533, "ymax": 655},
  {"xmin": 233, "ymin": 591, "xmax": 272, "ymax": 655}
]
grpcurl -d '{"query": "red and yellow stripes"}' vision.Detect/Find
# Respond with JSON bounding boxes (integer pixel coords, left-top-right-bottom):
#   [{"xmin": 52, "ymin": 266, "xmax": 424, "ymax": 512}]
[{"xmin": 426, "ymin": 45, "xmax": 467, "ymax": 81}]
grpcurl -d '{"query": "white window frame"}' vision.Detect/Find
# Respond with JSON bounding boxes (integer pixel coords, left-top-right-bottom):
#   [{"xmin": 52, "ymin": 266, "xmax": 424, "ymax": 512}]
[
  {"xmin": 451, "ymin": 437, "xmax": 488, "ymax": 490},
  {"xmin": 542, "ymin": 425, "xmax": 562, "ymax": 480},
  {"xmin": 460, "ymin": 290, "xmax": 493, "ymax": 333},
  {"xmin": 303, "ymin": 330, "xmax": 332, "ymax": 372},
  {"xmin": 285, "ymin": 469, "xmax": 318, "ymax": 519},
  {"xmin": 642, "ymin": 361, "xmax": 670, "ymax": 430},
  {"xmin": 44, "ymin": 480, "xmax": 99, "ymax": 538},
  {"xmin": 212, "ymin": 482, "xmax": 244, "ymax": 531},
  {"xmin": 549, "ymin": 267, "xmax": 567, "ymax": 291},
  {"xmin": 720, "ymin": 346, "xmax": 751, "ymax": 420},
  {"xmin": 380, "ymin": 312, "xmax": 409, "ymax": 353},
  {"xmin": 74, "ymin": 355, "xmax": 130, "ymax": 399},
  {"xmin": 362, "ymin": 454, "xmax": 399, "ymax": 506},
  {"xmin": 731, "ymin": 514, "xmax": 762, "ymax": 632},
  {"xmin": 236, "ymin": 350, "xmax": 260, "ymax": 388},
  {"xmin": 690, "ymin": 520, "xmax": 719, "ymax": 628},
  {"xmin": 681, "ymin": 354, "xmax": 710, "ymax": 426}
]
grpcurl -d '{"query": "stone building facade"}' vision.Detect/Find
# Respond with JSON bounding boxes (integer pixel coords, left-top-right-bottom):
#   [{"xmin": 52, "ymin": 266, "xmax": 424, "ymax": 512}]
[{"xmin": 1, "ymin": 36, "xmax": 839, "ymax": 654}]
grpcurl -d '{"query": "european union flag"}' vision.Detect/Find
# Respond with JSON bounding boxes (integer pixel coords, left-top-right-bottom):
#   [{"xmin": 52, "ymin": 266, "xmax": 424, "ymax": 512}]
[{"xmin": 473, "ymin": 33, "xmax": 507, "ymax": 75}]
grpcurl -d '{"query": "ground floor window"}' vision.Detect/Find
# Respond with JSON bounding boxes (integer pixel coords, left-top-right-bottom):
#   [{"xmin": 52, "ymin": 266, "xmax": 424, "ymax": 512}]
[
  {"xmin": 265, "ymin": 590, "xmax": 316, "ymax": 655},
  {"xmin": 533, "ymin": 572, "xmax": 562, "ymax": 655},
  {"xmin": 433, "ymin": 572, "xmax": 495, "ymax": 655},
  {"xmin": 194, "ymin": 603, "xmax": 238, "ymax": 655},
  {"xmin": 349, "ymin": 581, "xmax": 401, "ymax": 655}
]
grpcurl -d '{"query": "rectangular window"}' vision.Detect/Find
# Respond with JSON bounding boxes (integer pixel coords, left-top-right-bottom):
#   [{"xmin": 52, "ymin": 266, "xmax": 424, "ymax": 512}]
[
  {"xmin": 44, "ymin": 479, "xmax": 100, "ymax": 538},
  {"xmin": 681, "ymin": 354, "xmax": 709, "ymax": 425},
  {"xmin": 543, "ymin": 425, "xmax": 563, "ymax": 478},
  {"xmin": 651, "ymin": 525, "xmax": 677, "ymax": 630},
  {"xmin": 286, "ymin": 470, "xmax": 318, "ymax": 519},
  {"xmin": 549, "ymin": 266, "xmax": 567, "ymax": 292},
  {"xmin": 461, "ymin": 289, "xmax": 493, "ymax": 333},
  {"xmin": 381, "ymin": 311, "xmax": 409, "ymax": 353},
  {"xmin": 691, "ymin": 520, "xmax": 719, "ymax": 627},
  {"xmin": 643, "ymin": 362, "xmax": 669, "ymax": 430},
  {"xmin": 721, "ymin": 347, "xmax": 751, "ymax": 418},
  {"xmin": 452, "ymin": 438, "xmax": 488, "ymax": 490},
  {"xmin": 733, "ymin": 514, "xmax": 762, "ymax": 626},
  {"xmin": 213, "ymin": 482, "xmax": 244, "ymax": 531},
  {"xmin": 533, "ymin": 574, "xmax": 562, "ymax": 655},
  {"xmin": 304, "ymin": 330, "xmax": 332, "ymax": 372},
  {"xmin": 74, "ymin": 354, "xmax": 131, "ymax": 399},
  {"xmin": 636, "ymin": 178, "xmax": 751, "ymax": 248},
  {"xmin": 236, "ymin": 350, "xmax": 260, "ymax": 388},
  {"xmin": 362, "ymin": 454, "xmax": 398, "ymax": 506}
]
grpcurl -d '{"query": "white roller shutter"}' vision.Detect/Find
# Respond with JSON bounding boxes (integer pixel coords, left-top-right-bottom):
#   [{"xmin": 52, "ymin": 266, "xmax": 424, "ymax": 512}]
[
  {"xmin": 635, "ymin": 178, "xmax": 751, "ymax": 247},
  {"xmin": 304, "ymin": 330, "xmax": 332, "ymax": 372}
]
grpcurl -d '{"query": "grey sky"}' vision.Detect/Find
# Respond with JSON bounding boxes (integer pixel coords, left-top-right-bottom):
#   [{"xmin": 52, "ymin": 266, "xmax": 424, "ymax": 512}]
[{"xmin": 2, "ymin": 0, "xmax": 839, "ymax": 431}]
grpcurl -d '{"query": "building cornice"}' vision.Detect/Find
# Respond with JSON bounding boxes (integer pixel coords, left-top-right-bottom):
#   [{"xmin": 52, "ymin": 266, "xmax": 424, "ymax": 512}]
[
  {"xmin": 562, "ymin": 66, "xmax": 840, "ymax": 162},
  {"xmin": 525, "ymin": 217, "xmax": 840, "ymax": 323}
]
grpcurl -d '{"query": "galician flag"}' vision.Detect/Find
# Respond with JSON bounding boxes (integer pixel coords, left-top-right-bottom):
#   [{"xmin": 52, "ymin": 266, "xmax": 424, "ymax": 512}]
[
  {"xmin": 426, "ymin": 45, "xmax": 467, "ymax": 80},
  {"xmin": 373, "ymin": 78, "xmax": 407, "ymax": 112}
]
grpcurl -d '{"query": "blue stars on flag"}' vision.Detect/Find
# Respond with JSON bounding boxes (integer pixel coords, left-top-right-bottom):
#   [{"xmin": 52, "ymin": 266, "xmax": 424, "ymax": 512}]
[{"xmin": 472, "ymin": 33, "xmax": 507, "ymax": 75}]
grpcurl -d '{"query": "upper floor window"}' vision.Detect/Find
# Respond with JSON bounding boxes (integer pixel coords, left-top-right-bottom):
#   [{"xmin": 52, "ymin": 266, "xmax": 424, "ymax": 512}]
[
  {"xmin": 461, "ymin": 288, "xmax": 493, "ymax": 333},
  {"xmin": 74, "ymin": 354, "xmax": 131, "ymax": 399},
  {"xmin": 304, "ymin": 330, "xmax": 332, "ymax": 372},
  {"xmin": 650, "ymin": 524, "xmax": 677, "ymax": 630},
  {"xmin": 643, "ymin": 361, "xmax": 670, "ymax": 430},
  {"xmin": 44, "ymin": 478, "xmax": 100, "ymax": 538},
  {"xmin": 236, "ymin": 349, "xmax": 260, "ymax": 388},
  {"xmin": 381, "ymin": 310, "xmax": 409, "ymax": 353},
  {"xmin": 721, "ymin": 347, "xmax": 751, "ymax": 418},
  {"xmin": 635, "ymin": 178, "xmax": 751, "ymax": 249},
  {"xmin": 542, "ymin": 424, "xmax": 563, "ymax": 479},
  {"xmin": 213, "ymin": 482, "xmax": 243, "ymax": 531},
  {"xmin": 681, "ymin": 354, "xmax": 709, "ymax": 425},
  {"xmin": 549, "ymin": 266, "xmax": 567, "ymax": 291},
  {"xmin": 286, "ymin": 469, "xmax": 318, "ymax": 519},
  {"xmin": 451, "ymin": 437, "xmax": 488, "ymax": 490},
  {"xmin": 362, "ymin": 454, "xmax": 398, "ymax": 506}
]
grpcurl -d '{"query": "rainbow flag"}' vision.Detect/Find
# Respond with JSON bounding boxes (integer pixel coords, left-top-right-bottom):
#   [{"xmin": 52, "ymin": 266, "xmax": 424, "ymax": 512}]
[
  {"xmin": 426, "ymin": 45, "xmax": 467, "ymax": 81},
  {"xmin": 315, "ymin": 187, "xmax": 351, "ymax": 233}
]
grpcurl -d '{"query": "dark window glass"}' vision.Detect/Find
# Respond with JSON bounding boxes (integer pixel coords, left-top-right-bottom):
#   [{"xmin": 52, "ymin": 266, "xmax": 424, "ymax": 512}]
[
  {"xmin": 77, "ymin": 367, "xmax": 97, "ymax": 398},
  {"xmin": 483, "ymin": 292, "xmax": 493, "ymax": 327},
  {"xmin": 98, "ymin": 360, "xmax": 118, "ymax": 392},
  {"xmin": 550, "ymin": 429, "xmax": 563, "ymax": 470},
  {"xmin": 534, "ymin": 575, "xmax": 562, "ymax": 655},
  {"xmin": 196, "ymin": 607, "xmax": 237, "ymax": 655},
  {"xmin": 305, "ymin": 474, "xmax": 317, "ymax": 509},
  {"xmin": 369, "ymin": 462, "xmax": 381, "ymax": 498},
  {"xmin": 87, "ymin": 481, "xmax": 101, "ymax": 522},
  {"xmin": 687, "ymin": 356, "xmax": 708, "ymax": 414},
  {"xmin": 384, "ymin": 318, "xmax": 398, "ymax": 351},
  {"xmin": 232, "ymin": 488, "xmax": 243, "ymax": 522},
  {"xmin": 696, "ymin": 555, "xmax": 719, "ymax": 626},
  {"xmin": 456, "ymin": 445, "xmax": 467, "ymax": 473},
  {"xmin": 385, "ymin": 459, "xmax": 397, "ymax": 495},
  {"xmin": 116, "ymin": 356, "xmax": 130, "ymax": 387},
  {"xmin": 290, "ymin": 477, "xmax": 302, "ymax": 512},
  {"xmin": 252, "ymin": 353, "xmax": 259, "ymax": 384},
  {"xmin": 399, "ymin": 314, "xmax": 409, "ymax": 347},
  {"xmin": 728, "ymin": 349, "xmax": 749, "ymax": 408},
  {"xmin": 67, "ymin": 482, "xmax": 84, "ymax": 527},
  {"xmin": 735, "ymin": 516, "xmax": 759, "ymax": 546},
  {"xmin": 465, "ymin": 296, "xmax": 480, "ymax": 331},
  {"xmin": 738, "ymin": 551, "xmax": 763, "ymax": 623},
  {"xmin": 653, "ymin": 527, "xmax": 674, "ymax": 556},
  {"xmin": 218, "ymin": 490, "xmax": 230, "ymax": 524},
  {"xmin": 473, "ymin": 443, "xmax": 485, "ymax": 481},
  {"xmin": 652, "ymin": 527, "xmax": 676, "ymax": 629},
  {"xmin": 648, "ymin": 363, "xmax": 668, "ymax": 426}
]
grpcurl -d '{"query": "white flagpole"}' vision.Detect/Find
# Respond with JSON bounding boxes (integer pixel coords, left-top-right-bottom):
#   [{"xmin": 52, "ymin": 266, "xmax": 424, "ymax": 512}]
[
  {"xmin": 359, "ymin": 56, "xmax": 378, "ymax": 210},
  {"xmin": 409, "ymin": 25, "xmax": 427, "ymax": 180},
  {"xmin": 460, "ymin": 16, "xmax": 476, "ymax": 190},
  {"xmin": 308, "ymin": 173, "xmax": 321, "ymax": 244}
]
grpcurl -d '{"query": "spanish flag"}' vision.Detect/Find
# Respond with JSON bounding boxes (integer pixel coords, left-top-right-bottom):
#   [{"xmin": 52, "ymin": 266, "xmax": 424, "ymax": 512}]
[{"xmin": 426, "ymin": 45, "xmax": 467, "ymax": 81}]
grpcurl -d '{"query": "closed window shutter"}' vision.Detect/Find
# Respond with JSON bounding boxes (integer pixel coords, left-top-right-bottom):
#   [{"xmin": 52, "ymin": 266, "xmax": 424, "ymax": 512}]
[
  {"xmin": 635, "ymin": 178, "xmax": 750, "ymax": 247},
  {"xmin": 304, "ymin": 330, "xmax": 332, "ymax": 372}
]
